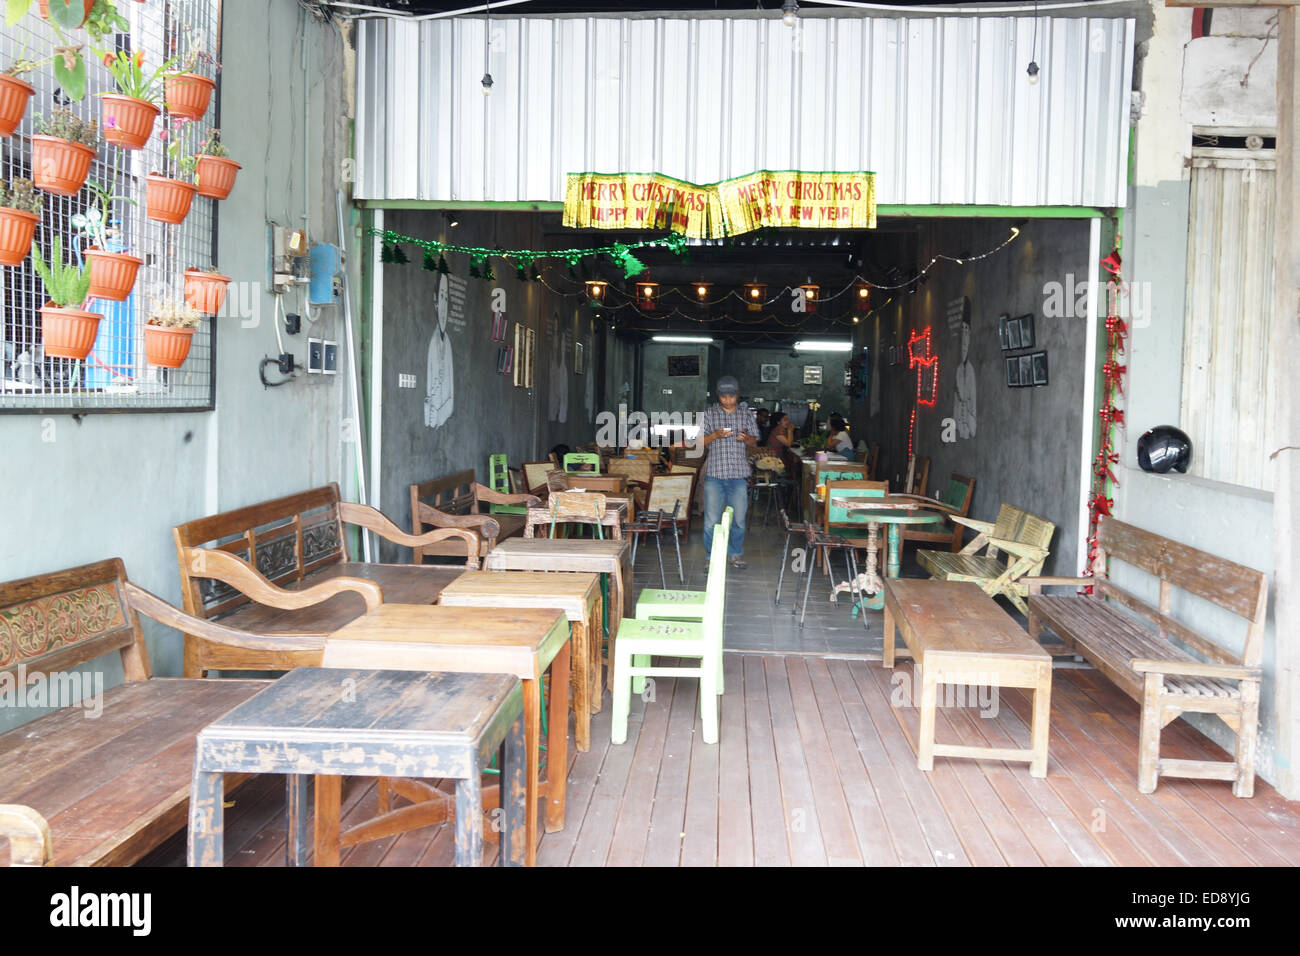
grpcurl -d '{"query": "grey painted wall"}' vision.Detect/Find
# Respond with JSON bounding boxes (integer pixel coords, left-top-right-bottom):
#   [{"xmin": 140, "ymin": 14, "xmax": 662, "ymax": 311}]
[
  {"xmin": 0, "ymin": 0, "xmax": 351, "ymax": 732},
  {"xmin": 376, "ymin": 210, "xmax": 599, "ymax": 561},
  {"xmin": 721, "ymin": 346, "xmax": 852, "ymax": 428},
  {"xmin": 861, "ymin": 217, "xmax": 1092, "ymax": 577},
  {"xmin": 638, "ymin": 342, "xmax": 713, "ymax": 418}
]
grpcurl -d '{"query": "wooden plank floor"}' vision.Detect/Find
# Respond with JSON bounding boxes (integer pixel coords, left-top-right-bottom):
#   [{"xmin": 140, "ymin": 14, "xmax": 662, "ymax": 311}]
[{"xmin": 138, "ymin": 654, "xmax": 1300, "ymax": 867}]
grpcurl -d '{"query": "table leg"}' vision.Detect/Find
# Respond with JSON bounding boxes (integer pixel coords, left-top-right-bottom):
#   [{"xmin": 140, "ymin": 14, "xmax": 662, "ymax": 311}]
[
  {"xmin": 522, "ymin": 678, "xmax": 541, "ymax": 867},
  {"xmin": 917, "ymin": 668, "xmax": 938, "ymax": 771},
  {"xmin": 883, "ymin": 603, "xmax": 896, "ymax": 668},
  {"xmin": 606, "ymin": 561, "xmax": 630, "ymax": 693},
  {"xmin": 590, "ymin": 590, "xmax": 603, "ymax": 713},
  {"xmin": 313, "ymin": 775, "xmax": 342, "ymax": 867},
  {"xmin": 569, "ymin": 619, "xmax": 591, "ymax": 751},
  {"xmin": 887, "ymin": 524, "xmax": 902, "ymax": 579},
  {"xmin": 187, "ymin": 767, "xmax": 224, "ymax": 867},
  {"xmin": 546, "ymin": 642, "xmax": 571, "ymax": 833},
  {"xmin": 499, "ymin": 712, "xmax": 527, "ymax": 866},
  {"xmin": 286, "ymin": 774, "xmax": 310, "ymax": 866},
  {"xmin": 1030, "ymin": 666, "xmax": 1052, "ymax": 779},
  {"xmin": 855, "ymin": 521, "xmax": 887, "ymax": 613},
  {"xmin": 454, "ymin": 772, "xmax": 484, "ymax": 867}
]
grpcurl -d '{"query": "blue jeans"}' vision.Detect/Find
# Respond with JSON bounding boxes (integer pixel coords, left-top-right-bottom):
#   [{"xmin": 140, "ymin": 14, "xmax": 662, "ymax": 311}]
[{"xmin": 703, "ymin": 476, "xmax": 749, "ymax": 558}]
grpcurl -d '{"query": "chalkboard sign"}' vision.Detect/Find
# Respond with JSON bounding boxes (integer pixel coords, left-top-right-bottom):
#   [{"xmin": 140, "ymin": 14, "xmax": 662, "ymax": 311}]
[{"xmin": 667, "ymin": 354, "xmax": 701, "ymax": 377}]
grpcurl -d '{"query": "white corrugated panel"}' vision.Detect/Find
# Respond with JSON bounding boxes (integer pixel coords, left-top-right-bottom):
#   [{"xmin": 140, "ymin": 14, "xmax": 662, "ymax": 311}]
[
  {"xmin": 1181, "ymin": 153, "xmax": 1278, "ymax": 491},
  {"xmin": 355, "ymin": 13, "xmax": 1135, "ymax": 207}
]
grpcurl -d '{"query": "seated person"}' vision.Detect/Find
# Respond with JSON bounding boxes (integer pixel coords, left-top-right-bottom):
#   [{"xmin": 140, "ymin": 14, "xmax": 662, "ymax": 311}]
[
  {"xmin": 550, "ymin": 444, "xmax": 571, "ymax": 468},
  {"xmin": 755, "ymin": 408, "xmax": 771, "ymax": 444},
  {"xmin": 766, "ymin": 411, "xmax": 794, "ymax": 453},
  {"xmin": 827, "ymin": 415, "xmax": 854, "ymax": 456}
]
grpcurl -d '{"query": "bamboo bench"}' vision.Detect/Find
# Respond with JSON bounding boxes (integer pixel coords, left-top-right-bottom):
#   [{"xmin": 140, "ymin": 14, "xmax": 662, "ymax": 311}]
[
  {"xmin": 1026, "ymin": 518, "xmax": 1268, "ymax": 797},
  {"xmin": 410, "ymin": 470, "xmax": 541, "ymax": 561},
  {"xmin": 0, "ymin": 558, "xmax": 376, "ymax": 866},
  {"xmin": 174, "ymin": 483, "xmax": 478, "ymax": 676}
]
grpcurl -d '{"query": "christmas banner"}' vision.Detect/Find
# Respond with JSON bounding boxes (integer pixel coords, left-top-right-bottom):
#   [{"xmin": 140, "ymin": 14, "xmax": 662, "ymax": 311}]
[{"xmin": 563, "ymin": 170, "xmax": 876, "ymax": 238}]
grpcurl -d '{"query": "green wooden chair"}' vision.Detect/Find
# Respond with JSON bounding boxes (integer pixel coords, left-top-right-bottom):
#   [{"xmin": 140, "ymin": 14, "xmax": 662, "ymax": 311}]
[
  {"xmin": 901, "ymin": 473, "xmax": 975, "ymax": 553},
  {"xmin": 916, "ymin": 502, "xmax": 1055, "ymax": 615},
  {"xmin": 487, "ymin": 453, "xmax": 528, "ymax": 516},
  {"xmin": 562, "ymin": 452, "xmax": 601, "ymax": 475},
  {"xmin": 611, "ymin": 512, "xmax": 730, "ymax": 745},
  {"xmin": 633, "ymin": 507, "xmax": 733, "ymax": 621}
]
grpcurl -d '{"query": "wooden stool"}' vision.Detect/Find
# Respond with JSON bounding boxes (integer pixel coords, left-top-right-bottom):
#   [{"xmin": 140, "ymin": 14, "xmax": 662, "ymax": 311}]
[{"xmin": 187, "ymin": 667, "xmax": 527, "ymax": 867}]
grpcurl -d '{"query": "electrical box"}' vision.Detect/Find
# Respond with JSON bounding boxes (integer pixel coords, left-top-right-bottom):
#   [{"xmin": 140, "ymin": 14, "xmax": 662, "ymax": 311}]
[
  {"xmin": 268, "ymin": 224, "xmax": 310, "ymax": 294},
  {"xmin": 306, "ymin": 338, "xmax": 323, "ymax": 374},
  {"xmin": 323, "ymin": 341, "xmax": 338, "ymax": 375},
  {"xmin": 309, "ymin": 243, "xmax": 342, "ymax": 306}
]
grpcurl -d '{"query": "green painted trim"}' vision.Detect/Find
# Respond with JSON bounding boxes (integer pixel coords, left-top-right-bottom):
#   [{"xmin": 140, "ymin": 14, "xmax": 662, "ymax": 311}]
[
  {"xmin": 358, "ymin": 200, "xmax": 565, "ymax": 211},
  {"xmin": 878, "ymin": 205, "xmax": 1110, "ymax": 219}
]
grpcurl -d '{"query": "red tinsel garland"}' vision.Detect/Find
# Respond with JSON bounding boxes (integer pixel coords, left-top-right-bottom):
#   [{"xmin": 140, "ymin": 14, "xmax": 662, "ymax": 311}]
[{"xmin": 1084, "ymin": 250, "xmax": 1129, "ymax": 588}]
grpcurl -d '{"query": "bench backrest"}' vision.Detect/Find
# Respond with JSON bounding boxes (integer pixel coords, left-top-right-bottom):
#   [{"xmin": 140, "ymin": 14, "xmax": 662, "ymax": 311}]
[
  {"xmin": 173, "ymin": 484, "xmax": 349, "ymax": 622},
  {"xmin": 940, "ymin": 473, "xmax": 975, "ymax": 514},
  {"xmin": 0, "ymin": 559, "xmax": 150, "ymax": 683},
  {"xmin": 410, "ymin": 469, "xmax": 479, "ymax": 521},
  {"xmin": 825, "ymin": 479, "xmax": 889, "ymax": 529},
  {"xmin": 1097, "ymin": 517, "xmax": 1269, "ymax": 667}
]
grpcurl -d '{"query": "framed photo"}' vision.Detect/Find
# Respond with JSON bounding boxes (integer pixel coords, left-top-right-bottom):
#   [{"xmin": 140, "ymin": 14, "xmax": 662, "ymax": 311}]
[
  {"xmin": 513, "ymin": 324, "xmax": 524, "ymax": 387},
  {"xmin": 760, "ymin": 363, "xmax": 780, "ymax": 383},
  {"xmin": 524, "ymin": 328, "xmax": 536, "ymax": 388},
  {"xmin": 1032, "ymin": 350, "xmax": 1049, "ymax": 386},
  {"xmin": 803, "ymin": 365, "xmax": 822, "ymax": 385},
  {"xmin": 1006, "ymin": 356, "xmax": 1020, "ymax": 387},
  {"xmin": 1007, "ymin": 319, "xmax": 1022, "ymax": 350},
  {"xmin": 1016, "ymin": 313, "xmax": 1035, "ymax": 349},
  {"xmin": 490, "ymin": 311, "xmax": 507, "ymax": 342},
  {"xmin": 1019, "ymin": 354, "xmax": 1033, "ymax": 385},
  {"xmin": 998, "ymin": 313, "xmax": 1011, "ymax": 351},
  {"xmin": 667, "ymin": 354, "xmax": 701, "ymax": 377},
  {"xmin": 574, "ymin": 341, "xmax": 585, "ymax": 375},
  {"xmin": 496, "ymin": 346, "xmax": 510, "ymax": 374}
]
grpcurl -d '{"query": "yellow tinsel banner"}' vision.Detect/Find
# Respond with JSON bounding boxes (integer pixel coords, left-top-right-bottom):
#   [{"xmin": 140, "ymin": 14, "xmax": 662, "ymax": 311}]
[{"xmin": 563, "ymin": 170, "xmax": 876, "ymax": 238}]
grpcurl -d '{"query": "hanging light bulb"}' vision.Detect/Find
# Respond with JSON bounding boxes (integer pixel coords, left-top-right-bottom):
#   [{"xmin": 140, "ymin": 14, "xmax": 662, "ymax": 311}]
[
  {"xmin": 1026, "ymin": 61, "xmax": 1040, "ymax": 85},
  {"xmin": 782, "ymin": 0, "xmax": 798, "ymax": 28}
]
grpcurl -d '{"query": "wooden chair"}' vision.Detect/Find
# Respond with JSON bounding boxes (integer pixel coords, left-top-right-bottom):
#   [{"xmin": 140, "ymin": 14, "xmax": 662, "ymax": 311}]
[
  {"xmin": 643, "ymin": 472, "xmax": 695, "ymax": 577},
  {"xmin": 634, "ymin": 507, "xmax": 730, "ymax": 621},
  {"xmin": 906, "ymin": 456, "xmax": 931, "ymax": 497},
  {"xmin": 917, "ymin": 503, "xmax": 1055, "ymax": 615},
  {"xmin": 564, "ymin": 474, "xmax": 627, "ymax": 495},
  {"xmin": 0, "ymin": 805, "xmax": 51, "ymax": 866},
  {"xmin": 488, "ymin": 453, "xmax": 527, "ymax": 515},
  {"xmin": 563, "ymin": 452, "xmax": 601, "ymax": 474},
  {"xmin": 522, "ymin": 461, "xmax": 554, "ymax": 493},
  {"xmin": 409, "ymin": 472, "xmax": 540, "ymax": 560},
  {"xmin": 901, "ymin": 473, "xmax": 975, "ymax": 553},
  {"xmin": 669, "ymin": 462, "xmax": 703, "ymax": 518},
  {"xmin": 546, "ymin": 491, "xmax": 608, "ymax": 538},
  {"xmin": 797, "ymin": 480, "xmax": 888, "ymax": 628},
  {"xmin": 612, "ymin": 511, "xmax": 730, "ymax": 745},
  {"xmin": 626, "ymin": 502, "xmax": 679, "ymax": 589}
]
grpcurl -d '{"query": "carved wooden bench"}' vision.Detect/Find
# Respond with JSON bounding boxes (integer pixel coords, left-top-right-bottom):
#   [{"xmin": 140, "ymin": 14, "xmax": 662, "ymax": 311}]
[
  {"xmin": 1026, "ymin": 518, "xmax": 1268, "ymax": 797},
  {"xmin": 0, "ymin": 558, "xmax": 375, "ymax": 866},
  {"xmin": 410, "ymin": 469, "xmax": 540, "ymax": 561},
  {"xmin": 174, "ymin": 483, "xmax": 478, "ymax": 676}
]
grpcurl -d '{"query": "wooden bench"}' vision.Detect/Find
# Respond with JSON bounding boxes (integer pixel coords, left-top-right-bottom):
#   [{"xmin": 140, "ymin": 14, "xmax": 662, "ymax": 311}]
[
  {"xmin": 174, "ymin": 483, "xmax": 478, "ymax": 676},
  {"xmin": 410, "ymin": 470, "xmax": 541, "ymax": 561},
  {"xmin": 0, "ymin": 558, "xmax": 376, "ymax": 866},
  {"xmin": 1026, "ymin": 518, "xmax": 1268, "ymax": 797},
  {"xmin": 917, "ymin": 502, "xmax": 1054, "ymax": 615}
]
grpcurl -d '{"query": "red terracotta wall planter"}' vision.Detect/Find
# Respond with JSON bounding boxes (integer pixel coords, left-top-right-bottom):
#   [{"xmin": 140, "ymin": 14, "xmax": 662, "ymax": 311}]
[
  {"xmin": 101, "ymin": 94, "xmax": 159, "ymax": 150},
  {"xmin": 41, "ymin": 305, "xmax": 103, "ymax": 359},
  {"xmin": 195, "ymin": 155, "xmax": 241, "ymax": 199},
  {"xmin": 184, "ymin": 269, "xmax": 232, "ymax": 315},
  {"xmin": 164, "ymin": 73, "xmax": 215, "ymax": 121},
  {"xmin": 146, "ymin": 174, "xmax": 197, "ymax": 224},
  {"xmin": 0, "ymin": 74, "xmax": 35, "ymax": 137},
  {"xmin": 31, "ymin": 136, "xmax": 96, "ymax": 196},
  {"xmin": 144, "ymin": 324, "xmax": 197, "ymax": 368},
  {"xmin": 86, "ymin": 248, "xmax": 143, "ymax": 301},
  {"xmin": 0, "ymin": 207, "xmax": 39, "ymax": 267}
]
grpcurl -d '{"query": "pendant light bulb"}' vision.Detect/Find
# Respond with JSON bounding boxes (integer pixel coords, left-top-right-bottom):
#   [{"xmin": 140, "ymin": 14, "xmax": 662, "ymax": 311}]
[
  {"xmin": 782, "ymin": 0, "xmax": 798, "ymax": 28},
  {"xmin": 481, "ymin": 72, "xmax": 494, "ymax": 95},
  {"xmin": 1026, "ymin": 61, "xmax": 1040, "ymax": 85}
]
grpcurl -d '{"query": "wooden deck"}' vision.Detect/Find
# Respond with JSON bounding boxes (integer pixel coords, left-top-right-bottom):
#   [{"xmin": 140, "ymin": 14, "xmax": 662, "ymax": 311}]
[{"xmin": 138, "ymin": 653, "xmax": 1300, "ymax": 867}]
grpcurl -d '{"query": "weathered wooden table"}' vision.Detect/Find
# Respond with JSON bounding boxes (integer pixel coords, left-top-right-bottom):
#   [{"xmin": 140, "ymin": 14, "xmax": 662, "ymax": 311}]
[
  {"xmin": 322, "ymin": 604, "xmax": 571, "ymax": 867},
  {"xmin": 524, "ymin": 500, "xmax": 628, "ymax": 540},
  {"xmin": 438, "ymin": 570, "xmax": 602, "ymax": 752},
  {"xmin": 883, "ymin": 578, "xmax": 1052, "ymax": 777},
  {"xmin": 830, "ymin": 496, "xmax": 944, "ymax": 612},
  {"xmin": 187, "ymin": 667, "xmax": 527, "ymax": 867},
  {"xmin": 483, "ymin": 538, "xmax": 633, "ymax": 692}
]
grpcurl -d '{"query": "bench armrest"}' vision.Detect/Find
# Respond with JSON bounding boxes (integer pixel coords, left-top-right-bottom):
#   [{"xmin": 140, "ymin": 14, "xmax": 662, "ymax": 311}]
[
  {"xmin": 340, "ymin": 502, "xmax": 481, "ymax": 567},
  {"xmin": 473, "ymin": 483, "xmax": 541, "ymax": 508},
  {"xmin": 0, "ymin": 805, "xmax": 51, "ymax": 867},
  {"xmin": 891, "ymin": 493, "xmax": 961, "ymax": 515},
  {"xmin": 415, "ymin": 502, "xmax": 502, "ymax": 541},
  {"xmin": 182, "ymin": 548, "xmax": 384, "ymax": 612},
  {"xmin": 124, "ymin": 581, "xmax": 328, "ymax": 655},
  {"xmin": 1130, "ymin": 659, "xmax": 1261, "ymax": 681},
  {"xmin": 987, "ymin": 537, "xmax": 1049, "ymax": 562},
  {"xmin": 1026, "ymin": 576, "xmax": 1095, "ymax": 594},
  {"xmin": 950, "ymin": 515, "xmax": 993, "ymax": 533}
]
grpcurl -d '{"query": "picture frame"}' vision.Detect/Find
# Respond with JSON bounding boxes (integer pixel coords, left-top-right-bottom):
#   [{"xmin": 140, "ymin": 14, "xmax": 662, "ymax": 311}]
[
  {"xmin": 1007, "ymin": 318, "xmax": 1022, "ymax": 350},
  {"xmin": 1032, "ymin": 350, "xmax": 1049, "ymax": 386},
  {"xmin": 1006, "ymin": 356, "xmax": 1020, "ymax": 387},
  {"xmin": 490, "ymin": 310, "xmax": 507, "ymax": 342},
  {"xmin": 1016, "ymin": 313, "xmax": 1035, "ymax": 350},
  {"xmin": 760, "ymin": 363, "xmax": 780, "ymax": 383},
  {"xmin": 574, "ymin": 340, "xmax": 585, "ymax": 375},
  {"xmin": 667, "ymin": 353, "xmax": 702, "ymax": 377},
  {"xmin": 803, "ymin": 365, "xmax": 823, "ymax": 385},
  {"xmin": 496, "ymin": 346, "xmax": 510, "ymax": 374},
  {"xmin": 998, "ymin": 313, "xmax": 1011, "ymax": 351},
  {"xmin": 1019, "ymin": 354, "xmax": 1033, "ymax": 385},
  {"xmin": 524, "ymin": 327, "xmax": 536, "ymax": 388},
  {"xmin": 513, "ymin": 324, "xmax": 524, "ymax": 387}
]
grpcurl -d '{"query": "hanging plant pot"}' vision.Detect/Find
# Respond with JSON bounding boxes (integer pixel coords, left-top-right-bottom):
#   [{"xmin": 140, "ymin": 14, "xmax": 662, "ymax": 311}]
[
  {"xmin": 41, "ymin": 304, "xmax": 103, "ymax": 360},
  {"xmin": 31, "ymin": 136, "xmax": 96, "ymax": 196},
  {"xmin": 101, "ymin": 94, "xmax": 159, "ymax": 150},
  {"xmin": 184, "ymin": 268, "xmax": 232, "ymax": 315},
  {"xmin": 0, "ymin": 207, "xmax": 39, "ymax": 267},
  {"xmin": 143, "ymin": 324, "xmax": 197, "ymax": 368},
  {"xmin": 38, "ymin": 0, "xmax": 94, "ymax": 25},
  {"xmin": 0, "ymin": 74, "xmax": 35, "ymax": 138},
  {"xmin": 164, "ymin": 73, "xmax": 216, "ymax": 122},
  {"xmin": 145, "ymin": 174, "xmax": 197, "ymax": 224},
  {"xmin": 86, "ymin": 247, "xmax": 143, "ymax": 301},
  {"xmin": 195, "ymin": 155, "xmax": 241, "ymax": 200}
]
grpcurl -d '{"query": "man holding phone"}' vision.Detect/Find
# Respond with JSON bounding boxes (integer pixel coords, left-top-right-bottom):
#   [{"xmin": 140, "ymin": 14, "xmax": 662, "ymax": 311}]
[{"xmin": 696, "ymin": 375, "xmax": 758, "ymax": 568}]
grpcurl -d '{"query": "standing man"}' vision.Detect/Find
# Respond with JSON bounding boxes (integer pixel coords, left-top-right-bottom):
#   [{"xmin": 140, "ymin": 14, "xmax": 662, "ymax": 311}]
[{"xmin": 696, "ymin": 375, "xmax": 758, "ymax": 569}]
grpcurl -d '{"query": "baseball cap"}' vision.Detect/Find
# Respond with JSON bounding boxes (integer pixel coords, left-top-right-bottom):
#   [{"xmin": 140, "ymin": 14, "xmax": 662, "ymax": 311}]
[{"xmin": 716, "ymin": 375, "xmax": 739, "ymax": 395}]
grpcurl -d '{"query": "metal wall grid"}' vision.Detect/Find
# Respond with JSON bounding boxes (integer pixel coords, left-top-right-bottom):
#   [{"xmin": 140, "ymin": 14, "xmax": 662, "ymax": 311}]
[{"xmin": 355, "ymin": 13, "xmax": 1135, "ymax": 207}]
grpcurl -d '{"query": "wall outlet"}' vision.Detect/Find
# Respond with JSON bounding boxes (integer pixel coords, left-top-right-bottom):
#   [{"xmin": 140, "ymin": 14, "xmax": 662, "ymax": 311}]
[
  {"xmin": 306, "ymin": 338, "xmax": 323, "ymax": 373},
  {"xmin": 398, "ymin": 373, "xmax": 417, "ymax": 388},
  {"xmin": 661, "ymin": 388, "xmax": 672, "ymax": 395},
  {"xmin": 322, "ymin": 340, "xmax": 338, "ymax": 375}
]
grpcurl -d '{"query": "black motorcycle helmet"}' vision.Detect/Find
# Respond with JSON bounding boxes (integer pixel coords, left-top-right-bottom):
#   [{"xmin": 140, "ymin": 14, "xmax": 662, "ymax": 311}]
[{"xmin": 1137, "ymin": 426, "xmax": 1192, "ymax": 474}]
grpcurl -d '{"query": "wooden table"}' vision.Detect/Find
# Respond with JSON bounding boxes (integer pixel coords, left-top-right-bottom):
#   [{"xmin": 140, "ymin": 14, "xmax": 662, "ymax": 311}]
[
  {"xmin": 830, "ymin": 496, "xmax": 944, "ymax": 612},
  {"xmin": 883, "ymin": 578, "xmax": 1052, "ymax": 777},
  {"xmin": 187, "ymin": 667, "xmax": 527, "ymax": 867},
  {"xmin": 322, "ymin": 604, "xmax": 571, "ymax": 866},
  {"xmin": 483, "ymin": 538, "xmax": 633, "ymax": 692},
  {"xmin": 439, "ymin": 570, "xmax": 603, "ymax": 752},
  {"xmin": 524, "ymin": 501, "xmax": 628, "ymax": 540}
]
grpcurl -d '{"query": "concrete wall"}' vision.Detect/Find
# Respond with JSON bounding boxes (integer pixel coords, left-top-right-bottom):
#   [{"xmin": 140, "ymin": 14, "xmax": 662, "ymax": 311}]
[
  {"xmin": 638, "ymin": 342, "xmax": 714, "ymax": 418},
  {"xmin": 0, "ymin": 0, "xmax": 351, "ymax": 733},
  {"xmin": 374, "ymin": 209, "xmax": 599, "ymax": 561},
  {"xmin": 861, "ymin": 217, "xmax": 1093, "ymax": 577},
  {"xmin": 720, "ymin": 346, "xmax": 852, "ymax": 428}
]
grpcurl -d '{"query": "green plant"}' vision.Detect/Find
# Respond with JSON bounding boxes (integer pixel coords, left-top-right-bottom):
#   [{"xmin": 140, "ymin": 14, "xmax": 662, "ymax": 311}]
[
  {"xmin": 94, "ymin": 45, "xmax": 179, "ymax": 103},
  {"xmin": 172, "ymin": 25, "xmax": 220, "ymax": 77},
  {"xmin": 198, "ymin": 129, "xmax": 229, "ymax": 158},
  {"xmin": 35, "ymin": 107, "xmax": 100, "ymax": 147},
  {"xmin": 31, "ymin": 236, "xmax": 91, "ymax": 307},
  {"xmin": 801, "ymin": 432, "xmax": 828, "ymax": 452},
  {"xmin": 0, "ymin": 178, "xmax": 42, "ymax": 214},
  {"xmin": 4, "ymin": 0, "xmax": 129, "ymax": 99},
  {"xmin": 162, "ymin": 116, "xmax": 198, "ymax": 178},
  {"xmin": 147, "ymin": 297, "xmax": 202, "ymax": 329}
]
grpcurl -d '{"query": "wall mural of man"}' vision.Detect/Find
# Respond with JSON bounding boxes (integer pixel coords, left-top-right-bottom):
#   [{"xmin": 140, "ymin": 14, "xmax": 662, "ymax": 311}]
[
  {"xmin": 953, "ymin": 314, "xmax": 977, "ymax": 439},
  {"xmin": 424, "ymin": 271, "xmax": 454, "ymax": 430}
]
